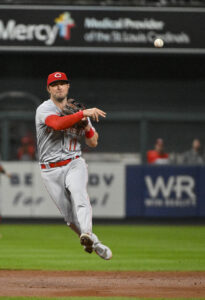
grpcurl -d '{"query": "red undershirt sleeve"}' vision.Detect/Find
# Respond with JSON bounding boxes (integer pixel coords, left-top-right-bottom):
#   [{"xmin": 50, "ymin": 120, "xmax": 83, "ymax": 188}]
[{"xmin": 45, "ymin": 111, "xmax": 84, "ymax": 130}]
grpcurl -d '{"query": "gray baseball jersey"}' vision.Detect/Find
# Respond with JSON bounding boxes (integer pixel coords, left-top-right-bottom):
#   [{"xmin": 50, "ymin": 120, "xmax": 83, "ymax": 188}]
[
  {"xmin": 36, "ymin": 99, "xmax": 85, "ymax": 163},
  {"xmin": 35, "ymin": 98, "xmax": 94, "ymax": 234}
]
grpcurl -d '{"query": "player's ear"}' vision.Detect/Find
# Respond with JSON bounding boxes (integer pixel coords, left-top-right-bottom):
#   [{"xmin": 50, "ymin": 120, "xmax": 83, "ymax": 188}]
[{"xmin": 47, "ymin": 86, "xmax": 51, "ymax": 94}]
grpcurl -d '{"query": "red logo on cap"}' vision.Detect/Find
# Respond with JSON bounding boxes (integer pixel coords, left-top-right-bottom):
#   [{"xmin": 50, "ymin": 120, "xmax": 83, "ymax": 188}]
[{"xmin": 54, "ymin": 73, "xmax": 62, "ymax": 78}]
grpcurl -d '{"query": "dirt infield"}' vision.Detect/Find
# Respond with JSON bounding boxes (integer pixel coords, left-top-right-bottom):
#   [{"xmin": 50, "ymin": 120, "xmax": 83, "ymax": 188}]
[{"xmin": 0, "ymin": 270, "xmax": 205, "ymax": 298}]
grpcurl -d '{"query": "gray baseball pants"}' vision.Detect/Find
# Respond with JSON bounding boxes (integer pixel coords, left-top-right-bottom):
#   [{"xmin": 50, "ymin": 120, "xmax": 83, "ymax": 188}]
[{"xmin": 40, "ymin": 157, "xmax": 92, "ymax": 234}]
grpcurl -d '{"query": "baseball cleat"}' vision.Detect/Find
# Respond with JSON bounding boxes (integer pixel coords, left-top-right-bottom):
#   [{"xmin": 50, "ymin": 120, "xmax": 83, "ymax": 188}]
[
  {"xmin": 80, "ymin": 233, "xmax": 93, "ymax": 248},
  {"xmin": 83, "ymin": 245, "xmax": 93, "ymax": 254},
  {"xmin": 94, "ymin": 243, "xmax": 112, "ymax": 260}
]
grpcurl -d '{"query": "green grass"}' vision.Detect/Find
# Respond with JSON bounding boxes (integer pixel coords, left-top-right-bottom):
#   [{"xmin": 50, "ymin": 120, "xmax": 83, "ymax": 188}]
[{"xmin": 0, "ymin": 224, "xmax": 205, "ymax": 271}]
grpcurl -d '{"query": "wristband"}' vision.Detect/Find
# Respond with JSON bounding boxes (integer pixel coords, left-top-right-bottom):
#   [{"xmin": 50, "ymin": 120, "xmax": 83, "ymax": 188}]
[{"xmin": 85, "ymin": 127, "xmax": 95, "ymax": 139}]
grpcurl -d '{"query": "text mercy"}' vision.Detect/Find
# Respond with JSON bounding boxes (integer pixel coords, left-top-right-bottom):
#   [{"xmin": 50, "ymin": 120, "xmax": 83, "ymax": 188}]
[{"xmin": 0, "ymin": 20, "xmax": 59, "ymax": 45}]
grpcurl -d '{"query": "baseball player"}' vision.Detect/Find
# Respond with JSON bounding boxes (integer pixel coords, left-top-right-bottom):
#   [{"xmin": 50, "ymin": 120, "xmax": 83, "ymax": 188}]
[{"xmin": 35, "ymin": 71, "xmax": 112, "ymax": 260}]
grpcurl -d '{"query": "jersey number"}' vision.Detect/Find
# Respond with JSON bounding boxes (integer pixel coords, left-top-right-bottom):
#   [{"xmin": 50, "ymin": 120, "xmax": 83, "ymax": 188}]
[{"xmin": 69, "ymin": 138, "xmax": 77, "ymax": 151}]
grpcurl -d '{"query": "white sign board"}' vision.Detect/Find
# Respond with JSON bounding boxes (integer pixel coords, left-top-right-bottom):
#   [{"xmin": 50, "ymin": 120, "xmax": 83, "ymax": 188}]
[
  {"xmin": 0, "ymin": 162, "xmax": 61, "ymax": 217},
  {"xmin": 87, "ymin": 163, "xmax": 125, "ymax": 217},
  {"xmin": 0, "ymin": 161, "xmax": 125, "ymax": 218}
]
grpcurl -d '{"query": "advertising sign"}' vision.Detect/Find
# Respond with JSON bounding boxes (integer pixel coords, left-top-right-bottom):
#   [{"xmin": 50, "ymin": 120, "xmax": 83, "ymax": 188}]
[
  {"xmin": 0, "ymin": 161, "xmax": 125, "ymax": 218},
  {"xmin": 143, "ymin": 166, "xmax": 198, "ymax": 217},
  {"xmin": 87, "ymin": 163, "xmax": 125, "ymax": 217},
  {"xmin": 0, "ymin": 5, "xmax": 205, "ymax": 53},
  {"xmin": 0, "ymin": 162, "xmax": 61, "ymax": 217},
  {"xmin": 126, "ymin": 165, "xmax": 201, "ymax": 217}
]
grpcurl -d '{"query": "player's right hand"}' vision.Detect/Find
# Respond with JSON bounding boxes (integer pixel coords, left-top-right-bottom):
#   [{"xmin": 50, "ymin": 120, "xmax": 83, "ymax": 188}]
[{"xmin": 83, "ymin": 108, "xmax": 106, "ymax": 122}]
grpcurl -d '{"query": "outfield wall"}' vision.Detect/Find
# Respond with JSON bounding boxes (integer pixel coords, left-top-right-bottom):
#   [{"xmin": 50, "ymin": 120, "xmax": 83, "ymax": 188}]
[
  {"xmin": 0, "ymin": 161, "xmax": 125, "ymax": 219},
  {"xmin": 1, "ymin": 162, "xmax": 205, "ymax": 219},
  {"xmin": 126, "ymin": 165, "xmax": 205, "ymax": 218}
]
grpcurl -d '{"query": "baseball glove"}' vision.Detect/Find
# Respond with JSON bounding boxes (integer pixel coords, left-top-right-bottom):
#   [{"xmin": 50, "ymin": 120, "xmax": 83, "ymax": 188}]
[{"xmin": 62, "ymin": 98, "xmax": 88, "ymax": 130}]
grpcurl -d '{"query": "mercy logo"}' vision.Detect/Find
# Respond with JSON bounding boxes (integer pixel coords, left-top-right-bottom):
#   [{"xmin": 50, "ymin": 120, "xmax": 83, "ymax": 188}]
[
  {"xmin": 0, "ymin": 20, "xmax": 58, "ymax": 45},
  {"xmin": 145, "ymin": 175, "xmax": 196, "ymax": 207},
  {"xmin": 55, "ymin": 12, "xmax": 75, "ymax": 40},
  {"xmin": 0, "ymin": 12, "xmax": 75, "ymax": 45}
]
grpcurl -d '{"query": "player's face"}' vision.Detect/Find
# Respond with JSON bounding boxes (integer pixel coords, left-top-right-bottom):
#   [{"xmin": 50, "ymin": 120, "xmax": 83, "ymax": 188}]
[{"xmin": 48, "ymin": 81, "xmax": 70, "ymax": 102}]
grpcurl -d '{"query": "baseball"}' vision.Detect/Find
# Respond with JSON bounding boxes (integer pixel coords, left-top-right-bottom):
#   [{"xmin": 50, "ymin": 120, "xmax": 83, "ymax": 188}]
[{"xmin": 154, "ymin": 38, "xmax": 164, "ymax": 48}]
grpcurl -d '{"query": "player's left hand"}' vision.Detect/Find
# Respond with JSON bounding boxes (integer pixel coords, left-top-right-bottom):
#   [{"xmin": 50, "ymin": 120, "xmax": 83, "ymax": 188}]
[{"xmin": 62, "ymin": 99, "xmax": 89, "ymax": 129}]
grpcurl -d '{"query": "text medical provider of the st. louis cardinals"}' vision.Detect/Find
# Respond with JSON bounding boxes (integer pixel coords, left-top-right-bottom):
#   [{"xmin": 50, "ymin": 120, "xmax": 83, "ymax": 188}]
[{"xmin": 35, "ymin": 71, "xmax": 112, "ymax": 260}]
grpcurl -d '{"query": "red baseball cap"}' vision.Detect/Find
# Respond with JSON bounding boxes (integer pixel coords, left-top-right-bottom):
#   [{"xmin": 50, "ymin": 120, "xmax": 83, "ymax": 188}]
[{"xmin": 47, "ymin": 72, "xmax": 69, "ymax": 87}]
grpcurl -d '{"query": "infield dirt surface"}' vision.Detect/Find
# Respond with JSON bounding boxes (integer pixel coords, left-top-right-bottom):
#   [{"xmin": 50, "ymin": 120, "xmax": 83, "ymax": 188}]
[{"xmin": 0, "ymin": 270, "xmax": 205, "ymax": 298}]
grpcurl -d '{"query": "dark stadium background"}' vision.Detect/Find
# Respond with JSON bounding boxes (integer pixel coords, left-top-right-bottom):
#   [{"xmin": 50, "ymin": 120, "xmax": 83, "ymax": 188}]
[
  {"xmin": 1, "ymin": 0, "xmax": 205, "ymax": 160},
  {"xmin": 1, "ymin": 51, "xmax": 205, "ymax": 156}
]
